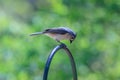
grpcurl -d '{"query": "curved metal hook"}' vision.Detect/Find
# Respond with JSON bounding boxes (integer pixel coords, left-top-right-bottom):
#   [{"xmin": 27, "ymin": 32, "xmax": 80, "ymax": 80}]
[{"xmin": 43, "ymin": 43, "xmax": 77, "ymax": 80}]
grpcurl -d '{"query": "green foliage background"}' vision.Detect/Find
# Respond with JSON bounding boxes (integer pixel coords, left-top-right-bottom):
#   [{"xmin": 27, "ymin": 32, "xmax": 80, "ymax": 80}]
[{"xmin": 0, "ymin": 0, "xmax": 120, "ymax": 80}]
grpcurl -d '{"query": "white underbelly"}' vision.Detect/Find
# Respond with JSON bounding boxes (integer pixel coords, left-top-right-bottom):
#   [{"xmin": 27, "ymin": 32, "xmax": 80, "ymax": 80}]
[{"xmin": 45, "ymin": 33, "xmax": 70, "ymax": 41}]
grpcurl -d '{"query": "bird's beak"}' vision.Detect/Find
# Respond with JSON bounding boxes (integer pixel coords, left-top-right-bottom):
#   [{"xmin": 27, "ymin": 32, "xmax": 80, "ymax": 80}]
[{"xmin": 70, "ymin": 40, "xmax": 73, "ymax": 44}]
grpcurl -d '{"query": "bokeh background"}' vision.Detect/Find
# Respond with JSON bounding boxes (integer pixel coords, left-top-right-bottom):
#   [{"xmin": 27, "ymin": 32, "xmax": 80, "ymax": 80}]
[{"xmin": 0, "ymin": 0, "xmax": 120, "ymax": 80}]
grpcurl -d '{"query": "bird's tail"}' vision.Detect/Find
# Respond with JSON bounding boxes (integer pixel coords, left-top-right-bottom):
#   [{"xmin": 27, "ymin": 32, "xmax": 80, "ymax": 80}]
[{"xmin": 30, "ymin": 32, "xmax": 43, "ymax": 36}]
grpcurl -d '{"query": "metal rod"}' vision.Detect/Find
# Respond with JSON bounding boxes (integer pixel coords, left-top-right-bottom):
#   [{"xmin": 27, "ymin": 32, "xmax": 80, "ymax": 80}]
[
  {"xmin": 62, "ymin": 45, "xmax": 77, "ymax": 80},
  {"xmin": 43, "ymin": 43, "xmax": 77, "ymax": 80}
]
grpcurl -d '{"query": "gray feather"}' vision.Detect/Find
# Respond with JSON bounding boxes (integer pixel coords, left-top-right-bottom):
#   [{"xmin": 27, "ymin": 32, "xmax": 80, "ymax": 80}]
[{"xmin": 43, "ymin": 28, "xmax": 68, "ymax": 34}]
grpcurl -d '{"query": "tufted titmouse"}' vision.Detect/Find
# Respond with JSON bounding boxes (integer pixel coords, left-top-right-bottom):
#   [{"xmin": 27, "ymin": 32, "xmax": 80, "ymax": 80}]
[{"xmin": 30, "ymin": 27, "xmax": 76, "ymax": 43}]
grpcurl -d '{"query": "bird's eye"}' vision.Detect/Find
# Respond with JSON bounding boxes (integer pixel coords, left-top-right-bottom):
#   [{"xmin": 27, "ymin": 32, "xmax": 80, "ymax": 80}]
[
  {"xmin": 72, "ymin": 36, "xmax": 74, "ymax": 39},
  {"xmin": 71, "ymin": 37, "xmax": 74, "ymax": 40}
]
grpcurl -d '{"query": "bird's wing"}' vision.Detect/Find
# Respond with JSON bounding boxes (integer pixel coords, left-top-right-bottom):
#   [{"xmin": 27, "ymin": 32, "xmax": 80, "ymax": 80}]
[{"xmin": 43, "ymin": 28, "xmax": 68, "ymax": 34}]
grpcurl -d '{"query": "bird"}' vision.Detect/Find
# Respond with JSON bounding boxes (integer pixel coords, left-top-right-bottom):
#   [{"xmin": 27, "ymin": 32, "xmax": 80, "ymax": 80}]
[{"xmin": 30, "ymin": 27, "xmax": 76, "ymax": 44}]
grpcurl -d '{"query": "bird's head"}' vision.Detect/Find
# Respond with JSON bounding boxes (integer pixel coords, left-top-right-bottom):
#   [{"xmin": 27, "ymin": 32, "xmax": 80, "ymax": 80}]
[{"xmin": 69, "ymin": 32, "xmax": 77, "ymax": 44}]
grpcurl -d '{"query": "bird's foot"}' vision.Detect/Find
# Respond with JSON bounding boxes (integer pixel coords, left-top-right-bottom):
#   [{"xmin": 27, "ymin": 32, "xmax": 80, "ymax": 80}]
[{"xmin": 56, "ymin": 40, "xmax": 66, "ymax": 47}]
